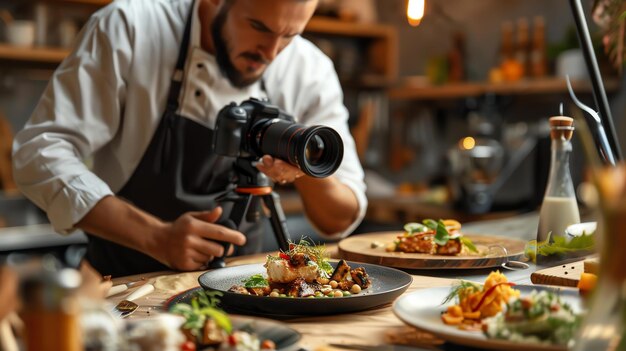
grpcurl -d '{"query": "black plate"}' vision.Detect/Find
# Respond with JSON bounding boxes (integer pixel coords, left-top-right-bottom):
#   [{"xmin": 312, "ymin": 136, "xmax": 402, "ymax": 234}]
[
  {"xmin": 164, "ymin": 287, "xmax": 302, "ymax": 351},
  {"xmin": 197, "ymin": 261, "xmax": 413, "ymax": 317}
]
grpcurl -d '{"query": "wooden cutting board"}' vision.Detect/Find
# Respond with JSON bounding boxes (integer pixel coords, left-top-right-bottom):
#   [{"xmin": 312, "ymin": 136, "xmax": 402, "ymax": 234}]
[
  {"xmin": 338, "ymin": 232, "xmax": 527, "ymax": 270},
  {"xmin": 530, "ymin": 257, "xmax": 599, "ymax": 287}
]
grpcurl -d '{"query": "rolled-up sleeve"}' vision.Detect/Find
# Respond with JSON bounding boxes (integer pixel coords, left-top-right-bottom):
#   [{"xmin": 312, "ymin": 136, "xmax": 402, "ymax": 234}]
[
  {"xmin": 295, "ymin": 49, "xmax": 368, "ymax": 239},
  {"xmin": 12, "ymin": 5, "xmax": 132, "ymax": 234}
]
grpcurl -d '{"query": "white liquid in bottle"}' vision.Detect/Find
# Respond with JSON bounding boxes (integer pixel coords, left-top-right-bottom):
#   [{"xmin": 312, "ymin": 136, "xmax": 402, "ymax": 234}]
[
  {"xmin": 537, "ymin": 196, "xmax": 580, "ymax": 241},
  {"xmin": 536, "ymin": 115, "xmax": 580, "ymax": 253}
]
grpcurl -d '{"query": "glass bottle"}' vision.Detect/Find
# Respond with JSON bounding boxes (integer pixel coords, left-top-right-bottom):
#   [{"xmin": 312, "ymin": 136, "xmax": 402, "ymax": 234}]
[
  {"xmin": 20, "ymin": 256, "xmax": 84, "ymax": 351},
  {"xmin": 530, "ymin": 16, "xmax": 547, "ymax": 78},
  {"xmin": 536, "ymin": 116, "xmax": 581, "ymax": 256}
]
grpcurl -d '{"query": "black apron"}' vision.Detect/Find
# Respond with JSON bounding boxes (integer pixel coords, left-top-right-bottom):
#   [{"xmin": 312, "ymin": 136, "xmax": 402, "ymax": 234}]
[{"xmin": 85, "ymin": 4, "xmax": 264, "ymax": 277}]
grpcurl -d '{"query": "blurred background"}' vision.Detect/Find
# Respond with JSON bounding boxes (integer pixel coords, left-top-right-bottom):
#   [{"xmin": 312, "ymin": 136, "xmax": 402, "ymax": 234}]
[{"xmin": 0, "ymin": 0, "xmax": 624, "ymax": 258}]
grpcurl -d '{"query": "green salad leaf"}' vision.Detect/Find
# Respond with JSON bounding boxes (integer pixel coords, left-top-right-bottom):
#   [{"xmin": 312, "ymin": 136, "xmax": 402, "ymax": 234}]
[
  {"xmin": 169, "ymin": 290, "xmax": 232, "ymax": 337},
  {"xmin": 525, "ymin": 232, "xmax": 595, "ymax": 263},
  {"xmin": 423, "ymin": 219, "xmax": 438, "ymax": 231},
  {"xmin": 403, "ymin": 222, "xmax": 429, "ymax": 235},
  {"xmin": 433, "ymin": 220, "xmax": 450, "ymax": 246},
  {"xmin": 459, "ymin": 236, "xmax": 479, "ymax": 253},
  {"xmin": 242, "ymin": 274, "xmax": 269, "ymax": 288}
]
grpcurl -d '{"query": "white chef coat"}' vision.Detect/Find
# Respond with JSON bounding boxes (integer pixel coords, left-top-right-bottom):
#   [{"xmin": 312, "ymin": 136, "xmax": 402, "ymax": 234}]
[{"xmin": 12, "ymin": 0, "xmax": 367, "ymax": 238}]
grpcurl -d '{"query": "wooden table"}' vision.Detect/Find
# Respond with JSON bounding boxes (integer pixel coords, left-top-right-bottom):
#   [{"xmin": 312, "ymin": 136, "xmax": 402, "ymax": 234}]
[
  {"xmin": 106, "ymin": 213, "xmax": 562, "ymax": 351},
  {"xmin": 108, "ymin": 248, "xmax": 458, "ymax": 350}
]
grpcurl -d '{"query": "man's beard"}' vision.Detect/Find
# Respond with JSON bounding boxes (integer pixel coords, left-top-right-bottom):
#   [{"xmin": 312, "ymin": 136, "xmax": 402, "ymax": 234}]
[{"xmin": 212, "ymin": 8, "xmax": 267, "ymax": 88}]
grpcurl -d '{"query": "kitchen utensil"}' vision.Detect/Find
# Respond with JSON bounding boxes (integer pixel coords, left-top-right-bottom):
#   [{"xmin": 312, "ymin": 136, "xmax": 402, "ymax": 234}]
[
  {"xmin": 566, "ymin": 75, "xmax": 615, "ymax": 166},
  {"xmin": 106, "ymin": 278, "xmax": 148, "ymax": 297},
  {"xmin": 111, "ymin": 283, "xmax": 154, "ymax": 318}
]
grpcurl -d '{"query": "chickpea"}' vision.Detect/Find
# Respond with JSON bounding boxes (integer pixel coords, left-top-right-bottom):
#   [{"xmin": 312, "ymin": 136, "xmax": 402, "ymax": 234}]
[
  {"xmin": 269, "ymin": 291, "xmax": 280, "ymax": 297},
  {"xmin": 329, "ymin": 280, "xmax": 338, "ymax": 289},
  {"xmin": 350, "ymin": 284, "xmax": 362, "ymax": 294},
  {"xmin": 333, "ymin": 290, "xmax": 343, "ymax": 297}
]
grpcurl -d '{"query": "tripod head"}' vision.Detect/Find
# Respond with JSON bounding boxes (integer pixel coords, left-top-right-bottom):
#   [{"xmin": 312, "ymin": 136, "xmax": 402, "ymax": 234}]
[
  {"xmin": 232, "ymin": 157, "xmax": 271, "ymax": 189},
  {"xmin": 209, "ymin": 156, "xmax": 291, "ymax": 268}
]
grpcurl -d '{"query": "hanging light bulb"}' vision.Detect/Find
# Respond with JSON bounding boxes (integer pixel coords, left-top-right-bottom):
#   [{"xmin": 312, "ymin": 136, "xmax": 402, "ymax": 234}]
[{"xmin": 407, "ymin": 0, "xmax": 425, "ymax": 27}]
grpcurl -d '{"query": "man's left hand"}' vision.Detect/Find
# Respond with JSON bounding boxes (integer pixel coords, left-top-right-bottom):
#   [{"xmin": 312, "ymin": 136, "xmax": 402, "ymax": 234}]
[{"xmin": 256, "ymin": 155, "xmax": 304, "ymax": 185}]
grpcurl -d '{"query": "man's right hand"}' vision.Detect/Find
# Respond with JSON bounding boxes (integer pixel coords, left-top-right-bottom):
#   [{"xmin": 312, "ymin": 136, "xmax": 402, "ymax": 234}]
[
  {"xmin": 154, "ymin": 207, "xmax": 246, "ymax": 271},
  {"xmin": 77, "ymin": 197, "xmax": 247, "ymax": 273}
]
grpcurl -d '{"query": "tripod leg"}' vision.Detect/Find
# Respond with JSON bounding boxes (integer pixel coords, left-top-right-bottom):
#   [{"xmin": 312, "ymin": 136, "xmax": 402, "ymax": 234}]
[
  {"xmin": 262, "ymin": 192, "xmax": 291, "ymax": 251},
  {"xmin": 209, "ymin": 193, "xmax": 253, "ymax": 269}
]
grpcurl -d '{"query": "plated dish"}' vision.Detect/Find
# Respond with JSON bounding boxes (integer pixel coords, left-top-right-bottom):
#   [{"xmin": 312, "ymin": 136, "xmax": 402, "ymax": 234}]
[
  {"xmin": 388, "ymin": 220, "xmax": 478, "ymax": 256},
  {"xmin": 338, "ymin": 230, "xmax": 527, "ymax": 270},
  {"xmin": 197, "ymin": 260, "xmax": 412, "ymax": 317},
  {"xmin": 228, "ymin": 241, "xmax": 371, "ymax": 298},
  {"xmin": 393, "ymin": 280, "xmax": 583, "ymax": 351},
  {"xmin": 164, "ymin": 288, "xmax": 301, "ymax": 351}
]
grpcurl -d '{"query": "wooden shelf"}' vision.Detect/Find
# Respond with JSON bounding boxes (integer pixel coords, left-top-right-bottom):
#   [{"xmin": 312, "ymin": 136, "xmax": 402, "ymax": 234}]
[
  {"xmin": 0, "ymin": 44, "xmax": 70, "ymax": 64},
  {"xmin": 305, "ymin": 17, "xmax": 398, "ymax": 86},
  {"xmin": 306, "ymin": 17, "xmax": 395, "ymax": 39},
  {"xmin": 0, "ymin": 18, "xmax": 398, "ymax": 79},
  {"xmin": 388, "ymin": 77, "xmax": 621, "ymax": 100}
]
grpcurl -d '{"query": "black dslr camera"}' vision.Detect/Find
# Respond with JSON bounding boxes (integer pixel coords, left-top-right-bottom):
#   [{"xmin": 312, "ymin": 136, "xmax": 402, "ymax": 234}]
[{"xmin": 213, "ymin": 98, "xmax": 344, "ymax": 178}]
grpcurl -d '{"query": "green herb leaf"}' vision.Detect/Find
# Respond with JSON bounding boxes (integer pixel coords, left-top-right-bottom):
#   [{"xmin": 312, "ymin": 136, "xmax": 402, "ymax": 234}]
[
  {"xmin": 169, "ymin": 290, "xmax": 231, "ymax": 339},
  {"xmin": 423, "ymin": 219, "xmax": 438, "ymax": 231},
  {"xmin": 459, "ymin": 236, "xmax": 478, "ymax": 253},
  {"xmin": 242, "ymin": 274, "xmax": 269, "ymax": 288},
  {"xmin": 198, "ymin": 307, "xmax": 232, "ymax": 334},
  {"xmin": 525, "ymin": 232, "xmax": 595, "ymax": 263},
  {"xmin": 441, "ymin": 280, "xmax": 483, "ymax": 305},
  {"xmin": 320, "ymin": 260, "xmax": 334, "ymax": 276},
  {"xmin": 433, "ymin": 220, "xmax": 450, "ymax": 246},
  {"xmin": 404, "ymin": 222, "xmax": 429, "ymax": 235}
]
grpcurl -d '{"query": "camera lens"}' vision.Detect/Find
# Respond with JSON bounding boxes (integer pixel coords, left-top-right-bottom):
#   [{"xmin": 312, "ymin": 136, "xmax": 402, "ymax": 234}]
[
  {"xmin": 258, "ymin": 120, "xmax": 344, "ymax": 178},
  {"xmin": 306, "ymin": 135, "xmax": 325, "ymax": 166}
]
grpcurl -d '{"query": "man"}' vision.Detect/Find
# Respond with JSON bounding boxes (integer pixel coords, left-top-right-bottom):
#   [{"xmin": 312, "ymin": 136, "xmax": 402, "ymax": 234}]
[{"xmin": 12, "ymin": 0, "xmax": 367, "ymax": 277}]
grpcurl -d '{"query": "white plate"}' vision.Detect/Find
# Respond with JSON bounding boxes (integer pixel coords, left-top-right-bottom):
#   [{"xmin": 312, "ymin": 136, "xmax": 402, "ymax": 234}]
[{"xmin": 393, "ymin": 285, "xmax": 583, "ymax": 351}]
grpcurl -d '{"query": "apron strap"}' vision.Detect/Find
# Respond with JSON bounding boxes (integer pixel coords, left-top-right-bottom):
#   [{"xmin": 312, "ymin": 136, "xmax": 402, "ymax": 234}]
[{"xmin": 167, "ymin": 0, "xmax": 195, "ymax": 110}]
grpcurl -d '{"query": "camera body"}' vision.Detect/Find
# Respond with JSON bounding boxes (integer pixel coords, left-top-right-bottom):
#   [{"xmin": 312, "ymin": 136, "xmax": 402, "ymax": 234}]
[
  {"xmin": 213, "ymin": 98, "xmax": 344, "ymax": 178},
  {"xmin": 213, "ymin": 98, "xmax": 293, "ymax": 160}
]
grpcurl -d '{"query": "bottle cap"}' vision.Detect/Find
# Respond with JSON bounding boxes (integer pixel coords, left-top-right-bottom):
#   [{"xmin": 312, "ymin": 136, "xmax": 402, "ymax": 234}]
[{"xmin": 549, "ymin": 116, "xmax": 574, "ymax": 140}]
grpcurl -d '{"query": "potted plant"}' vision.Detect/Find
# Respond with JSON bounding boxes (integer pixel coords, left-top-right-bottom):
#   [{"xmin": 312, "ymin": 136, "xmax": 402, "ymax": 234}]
[{"xmin": 593, "ymin": 0, "xmax": 626, "ymax": 73}]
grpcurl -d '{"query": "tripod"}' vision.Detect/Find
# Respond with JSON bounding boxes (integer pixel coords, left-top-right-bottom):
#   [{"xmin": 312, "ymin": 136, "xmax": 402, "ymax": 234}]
[{"xmin": 209, "ymin": 157, "xmax": 291, "ymax": 268}]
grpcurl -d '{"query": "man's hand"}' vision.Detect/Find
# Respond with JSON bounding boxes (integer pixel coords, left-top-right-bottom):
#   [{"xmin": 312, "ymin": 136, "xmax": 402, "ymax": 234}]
[
  {"xmin": 256, "ymin": 155, "xmax": 304, "ymax": 185},
  {"xmin": 155, "ymin": 207, "xmax": 246, "ymax": 271}
]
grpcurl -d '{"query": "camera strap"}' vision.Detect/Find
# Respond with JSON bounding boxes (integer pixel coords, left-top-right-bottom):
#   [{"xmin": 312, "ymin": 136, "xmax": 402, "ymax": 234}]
[{"xmin": 166, "ymin": 0, "xmax": 195, "ymax": 111}]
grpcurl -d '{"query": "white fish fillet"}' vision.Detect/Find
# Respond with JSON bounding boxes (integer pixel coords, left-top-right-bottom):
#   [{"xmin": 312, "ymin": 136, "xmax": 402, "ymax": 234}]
[{"xmin": 266, "ymin": 259, "xmax": 320, "ymax": 283}]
